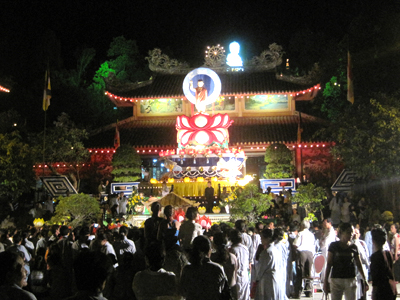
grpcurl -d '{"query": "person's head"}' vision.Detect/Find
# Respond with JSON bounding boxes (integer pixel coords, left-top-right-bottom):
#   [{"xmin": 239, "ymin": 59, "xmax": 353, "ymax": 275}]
[
  {"xmin": 268, "ymin": 222, "xmax": 275, "ymax": 230},
  {"xmin": 293, "ymin": 209, "xmax": 298, "ymax": 215},
  {"xmin": 338, "ymin": 223, "xmax": 354, "ymax": 243},
  {"xmin": 151, "ymin": 202, "xmax": 161, "ymax": 217},
  {"xmin": 391, "ymin": 224, "xmax": 398, "ymax": 234},
  {"xmin": 13, "ymin": 233, "xmax": 22, "ymax": 245},
  {"xmin": 191, "ymin": 235, "xmax": 212, "ymax": 265},
  {"xmin": 73, "ymin": 251, "xmax": 112, "ymax": 293},
  {"xmin": 145, "ymin": 241, "xmax": 165, "ymax": 271},
  {"xmin": 261, "ymin": 228, "xmax": 274, "ymax": 246},
  {"xmin": 79, "ymin": 226, "xmax": 90, "ymax": 238},
  {"xmin": 353, "ymin": 228, "xmax": 361, "ymax": 240},
  {"xmin": 273, "ymin": 227, "xmax": 284, "ymax": 242},
  {"xmin": 0, "ymin": 251, "xmax": 27, "ymax": 287},
  {"xmin": 229, "ymin": 229, "xmax": 243, "ymax": 245},
  {"xmin": 186, "ymin": 207, "xmax": 198, "ymax": 221},
  {"xmin": 289, "ymin": 224, "xmax": 299, "ymax": 234},
  {"xmin": 97, "ymin": 233, "xmax": 108, "ymax": 245},
  {"xmin": 300, "ymin": 220, "xmax": 310, "ymax": 231},
  {"xmin": 51, "ymin": 225, "xmax": 60, "ymax": 236},
  {"xmin": 255, "ymin": 222, "xmax": 264, "ymax": 234},
  {"xmin": 323, "ymin": 218, "xmax": 333, "ymax": 229},
  {"xmin": 371, "ymin": 227, "xmax": 387, "ymax": 249},
  {"xmin": 222, "ymin": 187, "xmax": 227, "ymax": 192},
  {"xmin": 234, "ymin": 220, "xmax": 247, "ymax": 233},
  {"xmin": 197, "ymin": 79, "xmax": 204, "ymax": 87},
  {"xmin": 60, "ymin": 225, "xmax": 69, "ymax": 237},
  {"xmin": 312, "ymin": 221, "xmax": 319, "ymax": 229},
  {"xmin": 163, "ymin": 205, "xmax": 173, "ymax": 220},
  {"xmin": 213, "ymin": 231, "xmax": 227, "ymax": 249},
  {"xmin": 119, "ymin": 226, "xmax": 129, "ymax": 237}
]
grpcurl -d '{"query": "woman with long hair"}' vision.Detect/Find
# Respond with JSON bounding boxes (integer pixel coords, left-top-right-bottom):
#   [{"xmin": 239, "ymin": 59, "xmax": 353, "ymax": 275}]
[
  {"xmin": 211, "ymin": 231, "xmax": 238, "ymax": 299},
  {"xmin": 180, "ymin": 235, "xmax": 228, "ymax": 300},
  {"xmin": 370, "ymin": 227, "xmax": 397, "ymax": 300},
  {"xmin": 324, "ymin": 223, "xmax": 368, "ymax": 300}
]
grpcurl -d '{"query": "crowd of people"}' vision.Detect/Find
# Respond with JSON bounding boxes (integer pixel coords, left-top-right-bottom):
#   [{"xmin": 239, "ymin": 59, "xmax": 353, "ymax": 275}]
[{"xmin": 0, "ymin": 195, "xmax": 399, "ymax": 300}]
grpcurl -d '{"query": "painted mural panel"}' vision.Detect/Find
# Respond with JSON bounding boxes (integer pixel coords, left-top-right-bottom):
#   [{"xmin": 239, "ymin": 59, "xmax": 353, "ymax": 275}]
[
  {"xmin": 245, "ymin": 94, "xmax": 288, "ymax": 110},
  {"xmin": 139, "ymin": 98, "xmax": 183, "ymax": 115},
  {"xmin": 205, "ymin": 96, "xmax": 235, "ymax": 112}
]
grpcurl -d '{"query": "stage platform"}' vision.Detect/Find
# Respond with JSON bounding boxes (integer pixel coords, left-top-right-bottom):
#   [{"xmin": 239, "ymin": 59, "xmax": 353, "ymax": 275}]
[{"xmin": 127, "ymin": 213, "xmax": 231, "ymax": 227}]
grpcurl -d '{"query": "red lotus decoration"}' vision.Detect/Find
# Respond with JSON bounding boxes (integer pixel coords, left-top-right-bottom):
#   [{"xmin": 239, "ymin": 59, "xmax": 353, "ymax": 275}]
[
  {"xmin": 174, "ymin": 208, "xmax": 186, "ymax": 223},
  {"xmin": 176, "ymin": 113, "xmax": 233, "ymax": 147},
  {"xmin": 197, "ymin": 215, "xmax": 212, "ymax": 229}
]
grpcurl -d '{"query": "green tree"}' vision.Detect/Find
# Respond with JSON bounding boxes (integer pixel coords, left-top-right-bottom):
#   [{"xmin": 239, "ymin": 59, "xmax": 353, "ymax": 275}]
[
  {"xmin": 320, "ymin": 76, "xmax": 349, "ymax": 122},
  {"xmin": 230, "ymin": 184, "xmax": 273, "ymax": 223},
  {"xmin": 292, "ymin": 183, "xmax": 325, "ymax": 221},
  {"xmin": 50, "ymin": 193, "xmax": 100, "ymax": 228},
  {"xmin": 107, "ymin": 36, "xmax": 147, "ymax": 82},
  {"xmin": 111, "ymin": 144, "xmax": 142, "ymax": 182},
  {"xmin": 0, "ymin": 131, "xmax": 34, "ymax": 201},
  {"xmin": 32, "ymin": 113, "xmax": 90, "ymax": 191},
  {"xmin": 264, "ymin": 143, "xmax": 294, "ymax": 178}
]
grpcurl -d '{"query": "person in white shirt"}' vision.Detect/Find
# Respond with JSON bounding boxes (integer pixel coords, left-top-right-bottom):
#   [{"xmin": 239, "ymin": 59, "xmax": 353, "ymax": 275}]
[
  {"xmin": 113, "ymin": 226, "xmax": 136, "ymax": 264},
  {"xmin": 178, "ymin": 207, "xmax": 203, "ymax": 251},
  {"xmin": 319, "ymin": 218, "xmax": 337, "ymax": 283},
  {"xmin": 293, "ymin": 220, "xmax": 315, "ymax": 298}
]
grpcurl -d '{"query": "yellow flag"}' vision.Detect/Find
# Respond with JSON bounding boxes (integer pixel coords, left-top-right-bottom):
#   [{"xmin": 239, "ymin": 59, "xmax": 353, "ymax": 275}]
[{"xmin": 43, "ymin": 69, "xmax": 51, "ymax": 111}]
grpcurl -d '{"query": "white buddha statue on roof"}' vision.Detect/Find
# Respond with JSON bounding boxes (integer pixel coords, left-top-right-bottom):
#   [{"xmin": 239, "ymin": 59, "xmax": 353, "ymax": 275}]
[{"xmin": 226, "ymin": 41, "xmax": 243, "ymax": 67}]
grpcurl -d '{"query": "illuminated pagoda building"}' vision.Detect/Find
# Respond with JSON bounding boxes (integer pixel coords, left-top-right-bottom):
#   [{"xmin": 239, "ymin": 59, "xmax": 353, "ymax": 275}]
[{"xmin": 87, "ymin": 43, "xmax": 334, "ymax": 197}]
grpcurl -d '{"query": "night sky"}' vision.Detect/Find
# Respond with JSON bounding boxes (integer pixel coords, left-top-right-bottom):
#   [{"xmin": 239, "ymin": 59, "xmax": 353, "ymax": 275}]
[
  {"xmin": 1, "ymin": 0, "xmax": 365, "ymax": 69},
  {"xmin": 0, "ymin": 0, "xmax": 390, "ymax": 127}
]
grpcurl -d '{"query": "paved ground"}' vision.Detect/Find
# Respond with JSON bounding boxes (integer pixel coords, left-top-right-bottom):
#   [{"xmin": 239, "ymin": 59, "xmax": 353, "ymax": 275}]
[{"xmin": 292, "ymin": 283, "xmax": 400, "ymax": 299}]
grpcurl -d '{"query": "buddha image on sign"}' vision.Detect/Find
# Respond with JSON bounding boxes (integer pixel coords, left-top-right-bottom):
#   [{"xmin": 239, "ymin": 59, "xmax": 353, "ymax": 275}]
[{"xmin": 189, "ymin": 79, "xmax": 208, "ymax": 113}]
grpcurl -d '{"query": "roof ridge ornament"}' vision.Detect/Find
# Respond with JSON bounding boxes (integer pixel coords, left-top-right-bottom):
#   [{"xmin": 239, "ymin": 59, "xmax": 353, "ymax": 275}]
[
  {"xmin": 146, "ymin": 48, "xmax": 189, "ymax": 74},
  {"xmin": 277, "ymin": 63, "xmax": 321, "ymax": 85},
  {"xmin": 247, "ymin": 43, "xmax": 284, "ymax": 70}
]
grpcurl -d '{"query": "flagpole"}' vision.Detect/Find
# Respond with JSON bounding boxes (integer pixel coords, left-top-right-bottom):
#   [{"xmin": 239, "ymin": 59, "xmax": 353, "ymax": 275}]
[{"xmin": 42, "ymin": 109, "xmax": 47, "ymax": 176}]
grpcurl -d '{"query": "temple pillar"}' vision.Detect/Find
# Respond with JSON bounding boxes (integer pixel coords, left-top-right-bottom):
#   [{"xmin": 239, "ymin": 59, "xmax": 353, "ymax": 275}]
[{"xmin": 295, "ymin": 147, "xmax": 303, "ymax": 179}]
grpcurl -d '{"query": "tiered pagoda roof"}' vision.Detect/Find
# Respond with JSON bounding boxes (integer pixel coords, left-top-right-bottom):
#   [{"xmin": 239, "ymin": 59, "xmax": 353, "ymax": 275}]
[
  {"xmin": 106, "ymin": 72, "xmax": 320, "ymax": 106},
  {"xmin": 86, "ymin": 112, "xmax": 329, "ymax": 149}
]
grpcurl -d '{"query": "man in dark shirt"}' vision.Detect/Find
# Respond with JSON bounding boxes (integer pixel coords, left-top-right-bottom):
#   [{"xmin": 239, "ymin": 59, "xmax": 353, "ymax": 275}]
[{"xmin": 204, "ymin": 181, "xmax": 215, "ymax": 213}]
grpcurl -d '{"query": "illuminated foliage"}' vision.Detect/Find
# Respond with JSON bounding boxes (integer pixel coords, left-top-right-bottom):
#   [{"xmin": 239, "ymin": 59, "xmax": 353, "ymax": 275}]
[
  {"xmin": 111, "ymin": 144, "xmax": 142, "ymax": 182},
  {"xmin": 264, "ymin": 143, "xmax": 294, "ymax": 178},
  {"xmin": 292, "ymin": 183, "xmax": 325, "ymax": 221},
  {"xmin": 32, "ymin": 113, "xmax": 90, "ymax": 191},
  {"xmin": 0, "ymin": 131, "xmax": 34, "ymax": 201},
  {"xmin": 50, "ymin": 193, "xmax": 100, "ymax": 227},
  {"xmin": 230, "ymin": 184, "xmax": 273, "ymax": 223}
]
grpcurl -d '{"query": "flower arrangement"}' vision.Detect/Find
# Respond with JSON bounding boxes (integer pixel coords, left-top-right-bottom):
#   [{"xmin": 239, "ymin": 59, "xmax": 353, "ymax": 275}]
[
  {"xmin": 128, "ymin": 194, "xmax": 145, "ymax": 214},
  {"xmin": 198, "ymin": 206, "xmax": 207, "ymax": 214},
  {"xmin": 212, "ymin": 206, "xmax": 221, "ymax": 214},
  {"xmin": 197, "ymin": 177, "xmax": 204, "ymax": 183},
  {"xmin": 33, "ymin": 218, "xmax": 45, "ymax": 227}
]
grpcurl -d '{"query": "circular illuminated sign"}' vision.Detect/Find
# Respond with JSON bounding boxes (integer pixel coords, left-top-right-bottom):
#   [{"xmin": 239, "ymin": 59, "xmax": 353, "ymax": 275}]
[{"xmin": 182, "ymin": 68, "xmax": 222, "ymax": 107}]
